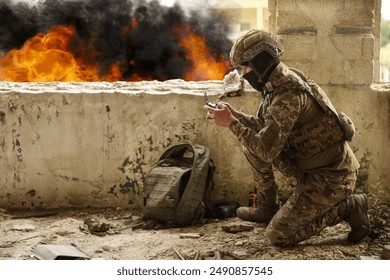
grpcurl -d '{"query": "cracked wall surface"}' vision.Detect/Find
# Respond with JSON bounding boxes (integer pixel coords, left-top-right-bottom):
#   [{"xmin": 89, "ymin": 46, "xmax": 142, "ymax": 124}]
[
  {"xmin": 1, "ymin": 79, "xmax": 390, "ymax": 208},
  {"xmin": 0, "ymin": 81, "xmax": 261, "ymax": 208}
]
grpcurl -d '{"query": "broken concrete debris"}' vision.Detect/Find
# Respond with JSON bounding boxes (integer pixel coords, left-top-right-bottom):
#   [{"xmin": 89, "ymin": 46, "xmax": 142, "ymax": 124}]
[
  {"xmin": 203, "ymin": 250, "xmax": 222, "ymax": 260},
  {"xmin": 233, "ymin": 249, "xmax": 248, "ymax": 257},
  {"xmin": 1, "ymin": 207, "xmax": 388, "ymax": 260},
  {"xmin": 221, "ymin": 222, "xmax": 255, "ymax": 233},
  {"xmin": 4, "ymin": 220, "xmax": 37, "ymax": 232},
  {"xmin": 82, "ymin": 217, "xmax": 113, "ymax": 236},
  {"xmin": 179, "ymin": 233, "xmax": 201, "ymax": 239},
  {"xmin": 381, "ymin": 244, "xmax": 390, "ymax": 260}
]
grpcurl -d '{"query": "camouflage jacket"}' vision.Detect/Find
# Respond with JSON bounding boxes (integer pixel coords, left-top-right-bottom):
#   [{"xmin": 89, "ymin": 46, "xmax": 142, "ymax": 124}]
[{"xmin": 229, "ymin": 62, "xmax": 360, "ymax": 175}]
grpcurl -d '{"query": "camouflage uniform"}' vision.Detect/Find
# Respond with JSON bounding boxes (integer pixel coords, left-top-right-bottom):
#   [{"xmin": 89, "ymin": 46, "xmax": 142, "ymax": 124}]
[{"xmin": 229, "ymin": 62, "xmax": 360, "ymax": 246}]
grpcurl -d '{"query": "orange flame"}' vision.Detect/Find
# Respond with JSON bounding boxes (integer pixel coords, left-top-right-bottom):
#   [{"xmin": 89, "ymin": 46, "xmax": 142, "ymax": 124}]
[
  {"xmin": 0, "ymin": 21, "xmax": 231, "ymax": 82},
  {"xmin": 0, "ymin": 26, "xmax": 101, "ymax": 82},
  {"xmin": 173, "ymin": 24, "xmax": 231, "ymax": 81}
]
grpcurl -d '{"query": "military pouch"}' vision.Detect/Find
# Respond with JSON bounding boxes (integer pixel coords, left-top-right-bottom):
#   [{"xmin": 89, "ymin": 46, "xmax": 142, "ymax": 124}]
[
  {"xmin": 143, "ymin": 142, "xmax": 215, "ymax": 226},
  {"xmin": 338, "ymin": 112, "xmax": 355, "ymax": 142},
  {"xmin": 144, "ymin": 163, "xmax": 191, "ymax": 208},
  {"xmin": 286, "ymin": 111, "xmax": 345, "ymax": 160}
]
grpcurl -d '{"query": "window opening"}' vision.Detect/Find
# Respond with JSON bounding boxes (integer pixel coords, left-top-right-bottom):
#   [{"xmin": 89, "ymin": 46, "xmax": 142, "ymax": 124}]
[{"xmin": 380, "ymin": 0, "xmax": 390, "ymax": 82}]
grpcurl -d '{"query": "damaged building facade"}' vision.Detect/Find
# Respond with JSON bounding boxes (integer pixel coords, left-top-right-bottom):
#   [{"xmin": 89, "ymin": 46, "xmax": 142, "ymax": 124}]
[{"xmin": 0, "ymin": 0, "xmax": 389, "ymax": 209}]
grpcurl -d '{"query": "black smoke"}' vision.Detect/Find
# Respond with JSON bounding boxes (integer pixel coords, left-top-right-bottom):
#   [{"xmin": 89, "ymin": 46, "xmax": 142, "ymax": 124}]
[{"xmin": 0, "ymin": 0, "xmax": 232, "ymax": 81}]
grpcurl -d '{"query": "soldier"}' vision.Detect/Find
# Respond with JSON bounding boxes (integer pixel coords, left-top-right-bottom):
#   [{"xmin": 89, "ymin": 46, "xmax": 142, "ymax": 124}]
[{"xmin": 205, "ymin": 29, "xmax": 369, "ymax": 247}]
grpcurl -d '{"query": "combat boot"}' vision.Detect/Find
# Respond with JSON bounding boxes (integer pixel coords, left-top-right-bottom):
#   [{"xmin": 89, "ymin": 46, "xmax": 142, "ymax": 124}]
[
  {"xmin": 343, "ymin": 194, "xmax": 369, "ymax": 243},
  {"xmin": 236, "ymin": 185, "xmax": 280, "ymax": 224},
  {"xmin": 236, "ymin": 201, "xmax": 279, "ymax": 224}
]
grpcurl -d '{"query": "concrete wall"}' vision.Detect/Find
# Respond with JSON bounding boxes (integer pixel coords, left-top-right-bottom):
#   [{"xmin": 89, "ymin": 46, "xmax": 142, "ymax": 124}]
[
  {"xmin": 269, "ymin": 0, "xmax": 378, "ymax": 84},
  {"xmin": 1, "ymin": 0, "xmax": 390, "ymax": 209},
  {"xmin": 0, "ymin": 81, "xmax": 261, "ymax": 208},
  {"xmin": 1, "ymin": 80, "xmax": 390, "ymax": 209}
]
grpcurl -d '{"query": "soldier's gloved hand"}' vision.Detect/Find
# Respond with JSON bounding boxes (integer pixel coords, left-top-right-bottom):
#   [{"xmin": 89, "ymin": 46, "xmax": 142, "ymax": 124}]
[
  {"xmin": 217, "ymin": 101, "xmax": 242, "ymax": 119},
  {"xmin": 204, "ymin": 103, "xmax": 237, "ymax": 128}
]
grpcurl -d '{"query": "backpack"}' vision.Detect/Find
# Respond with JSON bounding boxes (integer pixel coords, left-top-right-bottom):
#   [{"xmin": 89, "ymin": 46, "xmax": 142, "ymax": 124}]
[{"xmin": 143, "ymin": 141, "xmax": 215, "ymax": 226}]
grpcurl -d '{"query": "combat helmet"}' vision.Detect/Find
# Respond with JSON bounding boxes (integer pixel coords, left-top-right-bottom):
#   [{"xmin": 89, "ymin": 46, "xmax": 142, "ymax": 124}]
[{"xmin": 230, "ymin": 29, "xmax": 284, "ymax": 68}]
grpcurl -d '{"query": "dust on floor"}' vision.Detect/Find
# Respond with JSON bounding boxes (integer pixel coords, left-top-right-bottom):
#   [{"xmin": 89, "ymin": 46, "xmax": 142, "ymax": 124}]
[{"xmin": 0, "ymin": 207, "xmax": 388, "ymax": 260}]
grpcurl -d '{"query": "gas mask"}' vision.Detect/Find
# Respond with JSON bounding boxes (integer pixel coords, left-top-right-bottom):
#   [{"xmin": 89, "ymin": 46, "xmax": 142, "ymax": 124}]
[
  {"xmin": 241, "ymin": 51, "xmax": 280, "ymax": 92},
  {"xmin": 243, "ymin": 70, "xmax": 263, "ymax": 91}
]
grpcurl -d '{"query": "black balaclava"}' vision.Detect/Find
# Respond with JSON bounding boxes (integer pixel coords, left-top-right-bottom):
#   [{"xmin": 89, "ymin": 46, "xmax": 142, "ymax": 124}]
[{"xmin": 242, "ymin": 51, "xmax": 280, "ymax": 92}]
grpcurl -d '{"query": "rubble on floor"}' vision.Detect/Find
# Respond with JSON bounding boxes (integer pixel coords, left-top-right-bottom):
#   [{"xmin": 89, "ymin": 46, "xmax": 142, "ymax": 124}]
[{"xmin": 0, "ymin": 207, "xmax": 388, "ymax": 260}]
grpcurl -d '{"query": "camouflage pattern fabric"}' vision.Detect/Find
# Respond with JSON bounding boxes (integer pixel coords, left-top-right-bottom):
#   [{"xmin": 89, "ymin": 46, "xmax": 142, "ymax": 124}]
[
  {"xmin": 266, "ymin": 171, "xmax": 356, "ymax": 247},
  {"xmin": 230, "ymin": 62, "xmax": 359, "ymax": 174},
  {"xmin": 229, "ymin": 62, "xmax": 360, "ymax": 245},
  {"xmin": 242, "ymin": 147, "xmax": 275, "ymax": 191},
  {"xmin": 229, "ymin": 29, "xmax": 284, "ymax": 68}
]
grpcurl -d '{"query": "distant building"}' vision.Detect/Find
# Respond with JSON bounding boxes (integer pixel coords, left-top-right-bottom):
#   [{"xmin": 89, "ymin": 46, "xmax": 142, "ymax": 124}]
[
  {"xmin": 208, "ymin": 0, "xmax": 268, "ymax": 42},
  {"xmin": 176, "ymin": 0, "xmax": 268, "ymax": 42}
]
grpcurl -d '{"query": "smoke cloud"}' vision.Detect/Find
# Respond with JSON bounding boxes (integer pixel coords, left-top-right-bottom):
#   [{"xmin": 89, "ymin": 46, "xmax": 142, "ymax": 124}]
[{"xmin": 0, "ymin": 0, "xmax": 233, "ymax": 80}]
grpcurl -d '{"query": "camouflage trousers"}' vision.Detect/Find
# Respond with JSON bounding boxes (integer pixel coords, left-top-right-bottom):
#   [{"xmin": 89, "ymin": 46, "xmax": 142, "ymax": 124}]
[
  {"xmin": 243, "ymin": 147, "xmax": 356, "ymax": 247},
  {"xmin": 266, "ymin": 171, "xmax": 356, "ymax": 246}
]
